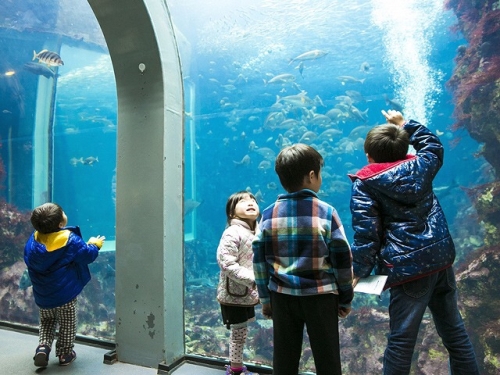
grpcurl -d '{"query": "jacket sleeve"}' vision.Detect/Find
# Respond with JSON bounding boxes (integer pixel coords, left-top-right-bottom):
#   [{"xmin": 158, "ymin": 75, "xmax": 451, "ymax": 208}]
[
  {"xmin": 70, "ymin": 234, "xmax": 99, "ymax": 264},
  {"xmin": 217, "ymin": 227, "xmax": 255, "ymax": 288},
  {"xmin": 252, "ymin": 226, "xmax": 270, "ymax": 305},
  {"xmin": 350, "ymin": 179, "xmax": 383, "ymax": 278},
  {"xmin": 405, "ymin": 120, "xmax": 443, "ymax": 179},
  {"xmin": 329, "ymin": 209, "xmax": 354, "ymax": 307}
]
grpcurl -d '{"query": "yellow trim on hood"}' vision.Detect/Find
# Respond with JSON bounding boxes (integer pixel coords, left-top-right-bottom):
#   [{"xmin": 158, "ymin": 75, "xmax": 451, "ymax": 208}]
[{"xmin": 34, "ymin": 230, "xmax": 71, "ymax": 252}]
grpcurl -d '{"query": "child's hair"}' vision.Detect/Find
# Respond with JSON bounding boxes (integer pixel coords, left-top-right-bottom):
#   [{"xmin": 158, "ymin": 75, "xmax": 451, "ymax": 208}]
[
  {"xmin": 364, "ymin": 124, "xmax": 409, "ymax": 163},
  {"xmin": 275, "ymin": 143, "xmax": 323, "ymax": 192},
  {"xmin": 225, "ymin": 191, "xmax": 257, "ymax": 224},
  {"xmin": 30, "ymin": 202, "xmax": 64, "ymax": 234}
]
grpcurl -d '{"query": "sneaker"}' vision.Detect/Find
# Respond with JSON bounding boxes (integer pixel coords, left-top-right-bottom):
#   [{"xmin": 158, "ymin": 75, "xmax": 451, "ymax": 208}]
[
  {"xmin": 225, "ymin": 365, "xmax": 259, "ymax": 375},
  {"xmin": 33, "ymin": 345, "xmax": 50, "ymax": 367},
  {"xmin": 58, "ymin": 351, "xmax": 77, "ymax": 366}
]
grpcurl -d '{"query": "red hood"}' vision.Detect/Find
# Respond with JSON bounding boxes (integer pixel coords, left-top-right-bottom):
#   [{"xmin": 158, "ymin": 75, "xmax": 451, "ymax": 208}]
[{"xmin": 348, "ymin": 155, "xmax": 416, "ymax": 181}]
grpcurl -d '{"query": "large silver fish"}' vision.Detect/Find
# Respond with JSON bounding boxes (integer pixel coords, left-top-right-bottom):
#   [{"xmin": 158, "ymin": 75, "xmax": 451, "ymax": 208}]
[
  {"xmin": 277, "ymin": 93, "xmax": 316, "ymax": 108},
  {"xmin": 289, "ymin": 49, "xmax": 328, "ymax": 65},
  {"xmin": 33, "ymin": 49, "xmax": 64, "ymax": 67},
  {"xmin": 336, "ymin": 76, "xmax": 365, "ymax": 85},
  {"xmin": 264, "ymin": 73, "xmax": 296, "ymax": 85},
  {"xmin": 23, "ymin": 62, "xmax": 56, "ymax": 78},
  {"xmin": 185, "ymin": 199, "xmax": 202, "ymax": 216}
]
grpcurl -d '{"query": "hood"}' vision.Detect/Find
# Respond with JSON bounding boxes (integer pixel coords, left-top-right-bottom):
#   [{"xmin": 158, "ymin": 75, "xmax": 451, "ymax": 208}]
[
  {"xmin": 349, "ymin": 155, "xmax": 432, "ymax": 204},
  {"xmin": 25, "ymin": 229, "xmax": 72, "ymax": 273}
]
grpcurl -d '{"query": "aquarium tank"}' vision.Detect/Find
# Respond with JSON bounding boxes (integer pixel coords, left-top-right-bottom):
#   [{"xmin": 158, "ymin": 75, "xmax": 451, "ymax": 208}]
[{"xmin": 0, "ymin": 0, "xmax": 499, "ymax": 374}]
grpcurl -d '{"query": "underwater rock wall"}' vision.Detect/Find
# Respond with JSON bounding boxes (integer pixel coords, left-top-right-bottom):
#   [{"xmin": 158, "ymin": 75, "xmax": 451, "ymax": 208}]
[
  {"xmin": 444, "ymin": 1, "xmax": 500, "ymax": 373},
  {"xmin": 445, "ymin": 0, "xmax": 500, "ymax": 244}
]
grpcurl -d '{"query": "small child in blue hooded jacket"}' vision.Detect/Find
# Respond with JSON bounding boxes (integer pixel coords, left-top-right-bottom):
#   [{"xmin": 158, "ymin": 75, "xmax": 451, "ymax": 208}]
[
  {"xmin": 349, "ymin": 110, "xmax": 479, "ymax": 375},
  {"xmin": 24, "ymin": 202, "xmax": 105, "ymax": 367}
]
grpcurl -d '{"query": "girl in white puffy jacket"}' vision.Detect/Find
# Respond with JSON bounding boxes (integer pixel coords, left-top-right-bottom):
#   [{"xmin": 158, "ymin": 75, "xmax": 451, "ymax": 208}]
[{"xmin": 216, "ymin": 191, "xmax": 260, "ymax": 375}]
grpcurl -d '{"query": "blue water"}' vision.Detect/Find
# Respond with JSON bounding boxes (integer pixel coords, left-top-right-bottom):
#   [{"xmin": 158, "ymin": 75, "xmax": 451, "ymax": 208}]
[{"xmin": 172, "ymin": 0, "xmax": 487, "ymax": 256}]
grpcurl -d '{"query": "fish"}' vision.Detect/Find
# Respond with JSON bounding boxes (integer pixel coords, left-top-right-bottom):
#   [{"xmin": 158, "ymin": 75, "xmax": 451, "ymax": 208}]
[
  {"xmin": 276, "ymin": 92, "xmax": 316, "ymax": 108},
  {"xmin": 33, "ymin": 49, "xmax": 64, "ymax": 67},
  {"xmin": 70, "ymin": 157, "xmax": 82, "ymax": 166},
  {"xmin": 289, "ymin": 49, "xmax": 328, "ymax": 65},
  {"xmin": 254, "ymin": 189, "xmax": 265, "ymax": 203},
  {"xmin": 264, "ymin": 111, "xmax": 285, "ymax": 129},
  {"xmin": 299, "ymin": 131, "xmax": 318, "ymax": 143},
  {"xmin": 234, "ymin": 154, "xmax": 251, "ymax": 166},
  {"xmin": 248, "ymin": 140, "xmax": 257, "ymax": 151},
  {"xmin": 314, "ymin": 95, "xmax": 325, "ymax": 107},
  {"xmin": 433, "ymin": 179, "xmax": 459, "ymax": 199},
  {"xmin": 23, "ymin": 62, "xmax": 56, "ymax": 78},
  {"xmin": 264, "ymin": 73, "xmax": 296, "ymax": 85},
  {"xmin": 345, "ymin": 90, "xmax": 365, "ymax": 103},
  {"xmin": 309, "ymin": 114, "xmax": 331, "ymax": 127},
  {"xmin": 258, "ymin": 160, "xmax": 272, "ymax": 171},
  {"xmin": 19, "ymin": 269, "xmax": 32, "ymax": 290},
  {"xmin": 295, "ymin": 62, "xmax": 304, "ymax": 78},
  {"xmin": 336, "ymin": 76, "xmax": 365, "ymax": 85},
  {"xmin": 273, "ymin": 118, "xmax": 299, "ymax": 130},
  {"xmin": 383, "ymin": 94, "xmax": 403, "ymax": 112},
  {"xmin": 318, "ymin": 129, "xmax": 343, "ymax": 141},
  {"xmin": 325, "ymin": 108, "xmax": 344, "ymax": 120},
  {"xmin": 359, "ymin": 61, "xmax": 372, "ymax": 73},
  {"xmin": 349, "ymin": 106, "xmax": 369, "ymax": 123},
  {"xmin": 185, "ymin": 199, "xmax": 202, "ymax": 216},
  {"xmin": 267, "ymin": 182, "xmax": 278, "ymax": 190},
  {"xmin": 349, "ymin": 125, "xmax": 371, "ymax": 139},
  {"xmin": 82, "ymin": 156, "xmax": 99, "ymax": 166},
  {"xmin": 254, "ymin": 147, "xmax": 276, "ymax": 160}
]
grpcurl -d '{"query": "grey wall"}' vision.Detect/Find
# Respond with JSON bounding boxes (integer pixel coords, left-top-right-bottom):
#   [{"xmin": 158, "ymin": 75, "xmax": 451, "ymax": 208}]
[{"xmin": 87, "ymin": 0, "xmax": 184, "ymax": 368}]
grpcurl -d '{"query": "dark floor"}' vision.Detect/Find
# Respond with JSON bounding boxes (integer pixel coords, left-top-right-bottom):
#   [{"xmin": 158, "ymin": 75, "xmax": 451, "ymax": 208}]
[{"xmin": 0, "ymin": 326, "xmax": 232, "ymax": 375}]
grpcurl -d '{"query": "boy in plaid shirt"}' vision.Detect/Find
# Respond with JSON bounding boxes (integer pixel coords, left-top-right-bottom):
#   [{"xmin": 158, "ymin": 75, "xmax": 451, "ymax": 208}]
[{"xmin": 253, "ymin": 143, "xmax": 353, "ymax": 375}]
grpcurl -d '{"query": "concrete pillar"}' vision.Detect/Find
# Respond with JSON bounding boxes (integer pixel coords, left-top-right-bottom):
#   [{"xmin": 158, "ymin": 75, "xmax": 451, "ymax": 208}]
[{"xmin": 87, "ymin": 0, "xmax": 184, "ymax": 367}]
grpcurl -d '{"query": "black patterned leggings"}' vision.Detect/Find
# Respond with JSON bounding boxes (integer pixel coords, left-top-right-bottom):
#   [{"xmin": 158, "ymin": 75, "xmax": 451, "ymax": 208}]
[{"xmin": 38, "ymin": 298, "xmax": 77, "ymax": 356}]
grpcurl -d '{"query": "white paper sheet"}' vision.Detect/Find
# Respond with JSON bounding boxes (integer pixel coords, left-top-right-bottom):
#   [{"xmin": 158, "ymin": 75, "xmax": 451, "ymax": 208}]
[{"xmin": 354, "ymin": 275, "xmax": 388, "ymax": 296}]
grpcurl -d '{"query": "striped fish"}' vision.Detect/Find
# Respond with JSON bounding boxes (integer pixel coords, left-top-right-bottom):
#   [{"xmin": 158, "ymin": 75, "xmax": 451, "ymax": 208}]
[{"xmin": 33, "ymin": 49, "xmax": 64, "ymax": 67}]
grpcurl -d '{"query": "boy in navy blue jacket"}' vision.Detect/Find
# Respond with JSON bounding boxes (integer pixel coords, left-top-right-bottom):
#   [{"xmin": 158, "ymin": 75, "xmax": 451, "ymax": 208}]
[
  {"xmin": 24, "ymin": 202, "xmax": 105, "ymax": 367},
  {"xmin": 349, "ymin": 110, "xmax": 479, "ymax": 375}
]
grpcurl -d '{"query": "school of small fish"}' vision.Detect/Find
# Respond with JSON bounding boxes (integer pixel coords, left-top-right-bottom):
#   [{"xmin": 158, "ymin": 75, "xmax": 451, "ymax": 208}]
[{"xmin": 197, "ymin": 49, "xmax": 408, "ymax": 204}]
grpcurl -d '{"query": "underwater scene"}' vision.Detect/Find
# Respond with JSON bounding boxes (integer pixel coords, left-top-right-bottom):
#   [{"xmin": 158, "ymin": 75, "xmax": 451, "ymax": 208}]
[{"xmin": 0, "ymin": 0, "xmax": 500, "ymax": 374}]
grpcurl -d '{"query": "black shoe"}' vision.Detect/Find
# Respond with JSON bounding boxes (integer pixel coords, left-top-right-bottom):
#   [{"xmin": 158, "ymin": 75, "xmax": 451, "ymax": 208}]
[
  {"xmin": 33, "ymin": 345, "xmax": 51, "ymax": 367},
  {"xmin": 59, "ymin": 350, "xmax": 76, "ymax": 366}
]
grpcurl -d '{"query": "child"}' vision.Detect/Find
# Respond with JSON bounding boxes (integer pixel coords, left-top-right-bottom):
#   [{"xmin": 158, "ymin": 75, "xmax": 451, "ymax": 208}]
[
  {"xmin": 216, "ymin": 191, "xmax": 260, "ymax": 375},
  {"xmin": 24, "ymin": 202, "xmax": 105, "ymax": 367},
  {"xmin": 252, "ymin": 144, "xmax": 354, "ymax": 375},
  {"xmin": 349, "ymin": 110, "xmax": 479, "ymax": 375}
]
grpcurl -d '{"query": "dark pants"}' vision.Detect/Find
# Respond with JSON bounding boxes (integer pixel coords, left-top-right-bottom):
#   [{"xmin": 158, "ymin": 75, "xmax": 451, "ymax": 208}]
[
  {"xmin": 384, "ymin": 267, "xmax": 479, "ymax": 375},
  {"xmin": 270, "ymin": 291, "xmax": 341, "ymax": 375}
]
